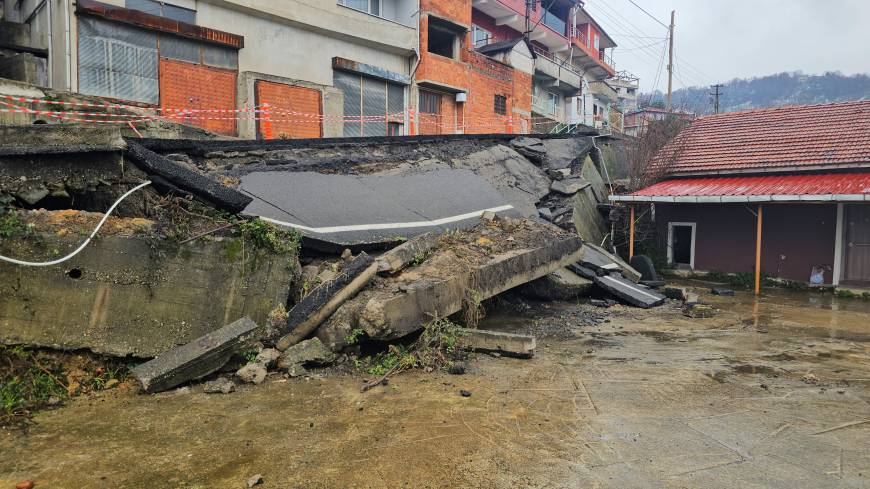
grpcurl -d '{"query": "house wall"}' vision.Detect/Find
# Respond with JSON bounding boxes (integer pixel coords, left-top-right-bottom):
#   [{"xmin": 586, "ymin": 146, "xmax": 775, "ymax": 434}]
[{"xmin": 656, "ymin": 203, "xmax": 838, "ymax": 284}]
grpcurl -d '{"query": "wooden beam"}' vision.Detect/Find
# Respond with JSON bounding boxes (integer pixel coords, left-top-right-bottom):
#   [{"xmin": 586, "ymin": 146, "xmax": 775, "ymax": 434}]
[
  {"xmin": 628, "ymin": 205, "xmax": 635, "ymax": 260},
  {"xmin": 754, "ymin": 204, "xmax": 763, "ymax": 295}
]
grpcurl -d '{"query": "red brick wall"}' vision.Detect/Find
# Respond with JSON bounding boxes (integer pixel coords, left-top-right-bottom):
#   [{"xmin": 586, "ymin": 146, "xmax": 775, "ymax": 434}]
[
  {"xmin": 159, "ymin": 59, "xmax": 237, "ymax": 136},
  {"xmin": 421, "ymin": 0, "xmax": 471, "ymax": 25},
  {"xmin": 255, "ymin": 80, "xmax": 322, "ymax": 139},
  {"xmin": 464, "ymin": 51, "xmax": 514, "ymax": 134}
]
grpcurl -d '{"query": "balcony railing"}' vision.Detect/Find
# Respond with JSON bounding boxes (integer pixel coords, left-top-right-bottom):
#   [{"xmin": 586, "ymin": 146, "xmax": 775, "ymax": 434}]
[
  {"xmin": 532, "ymin": 45, "xmax": 582, "ymax": 79},
  {"xmin": 568, "ymin": 29, "xmax": 616, "ymax": 72},
  {"xmin": 540, "ymin": 9, "xmax": 566, "ymax": 36}
]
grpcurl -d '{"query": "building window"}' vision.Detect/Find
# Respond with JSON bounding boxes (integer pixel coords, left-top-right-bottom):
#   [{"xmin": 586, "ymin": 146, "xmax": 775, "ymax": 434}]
[
  {"xmin": 593, "ymin": 34, "xmax": 600, "ymax": 50},
  {"xmin": 334, "ymin": 70, "xmax": 405, "ymax": 137},
  {"xmin": 419, "ymin": 90, "xmax": 442, "ymax": 114},
  {"xmin": 471, "ymin": 25, "xmax": 492, "ymax": 47},
  {"xmin": 126, "ymin": 0, "xmax": 196, "ymax": 23},
  {"xmin": 494, "ymin": 95, "xmax": 507, "ymax": 115},
  {"xmin": 339, "ymin": 0, "xmax": 380, "ymax": 17},
  {"xmin": 547, "ymin": 92, "xmax": 559, "ymax": 115},
  {"xmin": 428, "ymin": 18, "xmax": 459, "ymax": 59}
]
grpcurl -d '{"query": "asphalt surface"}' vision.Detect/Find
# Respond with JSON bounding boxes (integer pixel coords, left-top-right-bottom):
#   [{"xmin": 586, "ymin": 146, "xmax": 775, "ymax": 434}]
[{"xmin": 239, "ymin": 169, "xmax": 519, "ymax": 246}]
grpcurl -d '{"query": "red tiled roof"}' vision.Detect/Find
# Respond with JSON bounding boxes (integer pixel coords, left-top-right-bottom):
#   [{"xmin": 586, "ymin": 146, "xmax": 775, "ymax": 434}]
[
  {"xmin": 610, "ymin": 172, "xmax": 870, "ymax": 203},
  {"xmin": 653, "ymin": 100, "xmax": 870, "ymax": 176}
]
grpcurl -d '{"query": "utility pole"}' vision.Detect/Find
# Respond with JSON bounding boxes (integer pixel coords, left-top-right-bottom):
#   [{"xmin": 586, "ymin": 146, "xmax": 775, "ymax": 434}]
[
  {"xmin": 666, "ymin": 10, "xmax": 675, "ymax": 111},
  {"xmin": 710, "ymin": 83, "xmax": 724, "ymax": 113}
]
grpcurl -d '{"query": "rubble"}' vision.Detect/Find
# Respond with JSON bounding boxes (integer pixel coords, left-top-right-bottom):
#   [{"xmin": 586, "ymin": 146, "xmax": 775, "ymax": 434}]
[
  {"xmin": 375, "ymin": 233, "xmax": 440, "ymax": 274},
  {"xmin": 130, "ymin": 317, "xmax": 262, "ymax": 393},
  {"xmin": 275, "ymin": 253, "xmax": 377, "ymax": 351},
  {"xmin": 236, "ymin": 362, "xmax": 268, "ymax": 384},
  {"xmin": 458, "ymin": 329, "xmax": 536, "ymax": 358},
  {"xmin": 593, "ymin": 274, "xmax": 666, "ymax": 309},
  {"xmin": 520, "ymin": 267, "xmax": 594, "ymax": 300},
  {"xmin": 202, "ymin": 377, "xmax": 235, "ymax": 394},
  {"xmin": 276, "ymin": 338, "xmax": 336, "ymax": 371}
]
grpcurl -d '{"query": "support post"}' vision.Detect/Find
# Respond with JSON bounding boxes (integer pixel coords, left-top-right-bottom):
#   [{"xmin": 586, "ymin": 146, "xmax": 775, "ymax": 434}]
[
  {"xmin": 628, "ymin": 205, "xmax": 635, "ymax": 260},
  {"xmin": 754, "ymin": 204, "xmax": 763, "ymax": 295},
  {"xmin": 666, "ymin": 10, "xmax": 675, "ymax": 111}
]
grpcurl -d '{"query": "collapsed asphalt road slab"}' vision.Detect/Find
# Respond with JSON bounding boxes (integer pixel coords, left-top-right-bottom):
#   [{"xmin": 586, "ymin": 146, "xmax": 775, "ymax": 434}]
[
  {"xmin": 593, "ymin": 274, "xmax": 666, "ymax": 308},
  {"xmin": 239, "ymin": 169, "xmax": 519, "ymax": 250}
]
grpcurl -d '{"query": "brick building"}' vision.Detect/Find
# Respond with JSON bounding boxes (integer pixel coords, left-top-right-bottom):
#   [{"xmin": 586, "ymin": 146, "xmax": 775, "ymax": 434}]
[{"xmin": 1, "ymin": 0, "xmax": 621, "ymax": 138}]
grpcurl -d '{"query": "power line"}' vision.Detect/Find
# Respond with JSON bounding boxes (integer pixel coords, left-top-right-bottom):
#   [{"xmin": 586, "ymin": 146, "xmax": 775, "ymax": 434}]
[{"xmin": 625, "ymin": 0, "xmax": 670, "ymax": 29}]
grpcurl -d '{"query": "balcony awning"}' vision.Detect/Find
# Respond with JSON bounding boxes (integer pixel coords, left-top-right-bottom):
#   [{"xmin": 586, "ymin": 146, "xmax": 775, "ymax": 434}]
[{"xmin": 609, "ymin": 172, "xmax": 870, "ymax": 203}]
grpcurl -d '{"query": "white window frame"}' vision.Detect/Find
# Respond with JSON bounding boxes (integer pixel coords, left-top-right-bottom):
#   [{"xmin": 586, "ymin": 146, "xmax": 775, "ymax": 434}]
[
  {"xmin": 546, "ymin": 91, "xmax": 559, "ymax": 115},
  {"xmin": 338, "ymin": 0, "xmax": 381, "ymax": 17},
  {"xmin": 667, "ymin": 222, "xmax": 696, "ymax": 269}
]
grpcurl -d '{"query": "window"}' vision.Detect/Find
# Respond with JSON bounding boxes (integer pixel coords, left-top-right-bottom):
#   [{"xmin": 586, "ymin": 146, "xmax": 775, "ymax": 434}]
[
  {"xmin": 78, "ymin": 17, "xmax": 158, "ymax": 104},
  {"xmin": 547, "ymin": 92, "xmax": 558, "ymax": 115},
  {"xmin": 471, "ymin": 25, "xmax": 492, "ymax": 47},
  {"xmin": 159, "ymin": 33, "xmax": 239, "ymax": 69},
  {"xmin": 334, "ymin": 70, "xmax": 405, "ymax": 137},
  {"xmin": 126, "ymin": 0, "xmax": 196, "ymax": 23},
  {"xmin": 427, "ymin": 18, "xmax": 459, "ymax": 59},
  {"xmin": 419, "ymin": 90, "xmax": 442, "ymax": 114},
  {"xmin": 339, "ymin": 0, "xmax": 380, "ymax": 17},
  {"xmin": 593, "ymin": 34, "xmax": 600, "ymax": 50},
  {"xmin": 494, "ymin": 95, "xmax": 507, "ymax": 115}
]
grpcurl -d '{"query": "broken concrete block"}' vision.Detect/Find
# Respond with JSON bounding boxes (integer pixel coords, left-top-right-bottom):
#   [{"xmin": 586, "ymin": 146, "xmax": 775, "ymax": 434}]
[
  {"xmin": 593, "ymin": 274, "xmax": 666, "ymax": 309},
  {"xmin": 541, "ymin": 137, "xmax": 594, "ymax": 170},
  {"xmin": 685, "ymin": 292, "xmax": 701, "ymax": 306},
  {"xmin": 130, "ymin": 317, "xmax": 262, "ymax": 394},
  {"xmin": 236, "ymin": 362, "xmax": 267, "ymax": 384},
  {"xmin": 359, "ymin": 235, "xmax": 583, "ymax": 340},
  {"xmin": 520, "ymin": 267, "xmax": 594, "ymax": 300},
  {"xmin": 711, "ymin": 287, "xmax": 735, "ymax": 296},
  {"xmin": 663, "ymin": 287, "xmax": 688, "ymax": 301},
  {"xmin": 126, "ymin": 140, "xmax": 252, "ymax": 213},
  {"xmin": 376, "ymin": 233, "xmax": 440, "ymax": 274},
  {"xmin": 590, "ymin": 299, "xmax": 611, "ymax": 308},
  {"xmin": 458, "ymin": 329, "xmax": 536, "ymax": 358},
  {"xmin": 275, "ymin": 253, "xmax": 377, "ymax": 351},
  {"xmin": 202, "ymin": 377, "xmax": 235, "ymax": 394},
  {"xmin": 510, "ymin": 137, "xmax": 547, "ymax": 165},
  {"xmin": 537, "ymin": 207, "xmax": 553, "ymax": 221},
  {"xmin": 579, "ymin": 243, "xmax": 642, "ymax": 283},
  {"xmin": 255, "ymin": 348, "xmax": 281, "ymax": 369},
  {"xmin": 0, "ymin": 125, "xmax": 125, "ymax": 156},
  {"xmin": 276, "ymin": 337, "xmax": 336, "ymax": 371},
  {"xmin": 550, "ymin": 177, "xmax": 591, "ymax": 196}
]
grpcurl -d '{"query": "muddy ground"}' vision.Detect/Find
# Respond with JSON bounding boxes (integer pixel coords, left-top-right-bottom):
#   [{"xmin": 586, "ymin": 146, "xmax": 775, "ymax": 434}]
[{"xmin": 1, "ymin": 283, "xmax": 869, "ymax": 488}]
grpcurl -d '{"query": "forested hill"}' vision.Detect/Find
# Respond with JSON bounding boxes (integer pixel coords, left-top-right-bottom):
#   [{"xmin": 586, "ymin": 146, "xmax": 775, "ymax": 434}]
[{"xmin": 641, "ymin": 71, "xmax": 870, "ymax": 115}]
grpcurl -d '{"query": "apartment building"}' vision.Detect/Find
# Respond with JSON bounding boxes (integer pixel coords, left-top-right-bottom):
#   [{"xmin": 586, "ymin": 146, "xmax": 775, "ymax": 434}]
[
  {"xmin": 1, "ymin": 0, "xmax": 622, "ymax": 138},
  {"xmin": 1, "ymin": 0, "xmax": 418, "ymax": 138}
]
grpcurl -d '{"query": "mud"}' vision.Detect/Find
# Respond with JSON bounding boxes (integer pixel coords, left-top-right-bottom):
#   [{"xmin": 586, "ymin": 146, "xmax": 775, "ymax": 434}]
[{"xmin": 1, "ymin": 284, "xmax": 869, "ymax": 488}]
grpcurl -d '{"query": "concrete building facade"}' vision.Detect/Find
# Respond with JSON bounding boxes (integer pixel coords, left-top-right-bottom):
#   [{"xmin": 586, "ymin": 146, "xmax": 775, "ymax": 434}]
[{"xmin": 0, "ymin": 0, "xmax": 623, "ymax": 138}]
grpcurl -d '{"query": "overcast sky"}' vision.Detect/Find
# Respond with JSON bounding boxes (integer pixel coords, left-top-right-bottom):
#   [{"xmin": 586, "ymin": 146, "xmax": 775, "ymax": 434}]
[{"xmin": 583, "ymin": 0, "xmax": 870, "ymax": 92}]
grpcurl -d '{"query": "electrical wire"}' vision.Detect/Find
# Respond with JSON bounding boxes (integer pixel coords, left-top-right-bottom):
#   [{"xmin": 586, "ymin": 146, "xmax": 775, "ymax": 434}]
[{"xmin": 0, "ymin": 181, "xmax": 152, "ymax": 267}]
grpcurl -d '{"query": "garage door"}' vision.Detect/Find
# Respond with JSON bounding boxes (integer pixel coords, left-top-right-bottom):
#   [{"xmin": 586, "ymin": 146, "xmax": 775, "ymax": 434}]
[
  {"xmin": 255, "ymin": 81, "xmax": 322, "ymax": 139},
  {"xmin": 334, "ymin": 70, "xmax": 404, "ymax": 137}
]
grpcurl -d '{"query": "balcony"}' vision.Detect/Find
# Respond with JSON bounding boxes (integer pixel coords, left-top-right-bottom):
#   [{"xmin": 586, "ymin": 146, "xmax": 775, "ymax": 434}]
[
  {"xmin": 588, "ymin": 80, "xmax": 618, "ymax": 104},
  {"xmin": 471, "ymin": 0, "xmax": 571, "ymax": 50},
  {"xmin": 532, "ymin": 46, "xmax": 582, "ymax": 94},
  {"xmin": 532, "ymin": 94, "xmax": 564, "ymax": 121}
]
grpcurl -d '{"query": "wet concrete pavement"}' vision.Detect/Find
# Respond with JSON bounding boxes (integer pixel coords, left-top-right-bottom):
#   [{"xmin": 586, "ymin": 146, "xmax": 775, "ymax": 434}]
[{"xmin": 1, "ymin": 285, "xmax": 869, "ymax": 488}]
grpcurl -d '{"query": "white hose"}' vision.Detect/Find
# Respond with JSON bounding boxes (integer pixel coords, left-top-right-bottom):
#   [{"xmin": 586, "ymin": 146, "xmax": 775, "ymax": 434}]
[{"xmin": 0, "ymin": 180, "xmax": 152, "ymax": 267}]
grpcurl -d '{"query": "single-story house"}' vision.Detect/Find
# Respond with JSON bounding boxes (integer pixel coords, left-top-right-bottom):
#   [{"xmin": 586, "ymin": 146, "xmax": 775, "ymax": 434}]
[{"xmin": 611, "ymin": 100, "xmax": 870, "ymax": 292}]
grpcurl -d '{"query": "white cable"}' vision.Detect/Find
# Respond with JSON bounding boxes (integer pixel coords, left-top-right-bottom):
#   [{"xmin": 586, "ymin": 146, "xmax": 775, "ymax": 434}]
[{"xmin": 0, "ymin": 180, "xmax": 152, "ymax": 267}]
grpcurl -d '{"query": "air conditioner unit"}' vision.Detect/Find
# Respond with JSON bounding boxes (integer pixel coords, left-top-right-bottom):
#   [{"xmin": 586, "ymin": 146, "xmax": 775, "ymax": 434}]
[{"xmin": 456, "ymin": 92, "xmax": 467, "ymax": 103}]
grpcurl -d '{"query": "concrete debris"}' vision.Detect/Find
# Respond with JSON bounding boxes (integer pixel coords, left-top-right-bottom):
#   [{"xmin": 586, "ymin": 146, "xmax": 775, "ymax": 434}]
[
  {"xmin": 202, "ymin": 376, "xmax": 235, "ymax": 394},
  {"xmin": 376, "ymin": 233, "xmax": 440, "ymax": 274},
  {"xmin": 276, "ymin": 337, "xmax": 336, "ymax": 371},
  {"xmin": 630, "ymin": 255, "xmax": 659, "ymax": 282},
  {"xmin": 126, "ymin": 141, "xmax": 252, "ymax": 213},
  {"xmin": 236, "ymin": 362, "xmax": 268, "ymax": 384},
  {"xmin": 254, "ymin": 348, "xmax": 281, "ymax": 369},
  {"xmin": 593, "ymin": 274, "xmax": 666, "ymax": 309},
  {"xmin": 579, "ymin": 243, "xmax": 642, "ymax": 283},
  {"xmin": 663, "ymin": 286, "xmax": 688, "ymax": 301},
  {"xmin": 540, "ymin": 137, "xmax": 594, "ymax": 170},
  {"xmin": 275, "ymin": 253, "xmax": 377, "ymax": 351},
  {"xmin": 520, "ymin": 267, "xmax": 594, "ymax": 300},
  {"xmin": 509, "ymin": 137, "xmax": 546, "ymax": 165},
  {"xmin": 685, "ymin": 292, "xmax": 701, "ymax": 306},
  {"xmin": 246, "ymin": 474, "xmax": 264, "ymax": 487},
  {"xmin": 130, "ymin": 317, "xmax": 262, "ymax": 394},
  {"xmin": 458, "ymin": 329, "xmax": 536, "ymax": 358},
  {"xmin": 550, "ymin": 177, "xmax": 591, "ymax": 196}
]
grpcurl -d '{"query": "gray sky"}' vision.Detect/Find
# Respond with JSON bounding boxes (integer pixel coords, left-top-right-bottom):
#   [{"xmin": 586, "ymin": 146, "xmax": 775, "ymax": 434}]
[{"xmin": 583, "ymin": 0, "xmax": 870, "ymax": 92}]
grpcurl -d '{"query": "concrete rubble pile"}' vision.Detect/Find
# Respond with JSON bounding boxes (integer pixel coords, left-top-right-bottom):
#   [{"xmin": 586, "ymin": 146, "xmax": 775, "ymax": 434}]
[{"xmin": 0, "ymin": 124, "xmax": 666, "ymax": 394}]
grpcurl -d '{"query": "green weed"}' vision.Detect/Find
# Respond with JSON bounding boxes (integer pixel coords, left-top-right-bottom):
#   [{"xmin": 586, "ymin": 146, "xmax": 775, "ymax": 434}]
[{"xmin": 345, "ymin": 328, "xmax": 366, "ymax": 346}]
